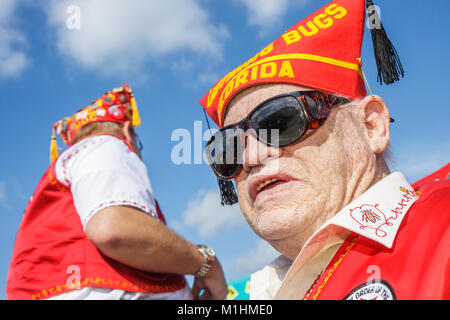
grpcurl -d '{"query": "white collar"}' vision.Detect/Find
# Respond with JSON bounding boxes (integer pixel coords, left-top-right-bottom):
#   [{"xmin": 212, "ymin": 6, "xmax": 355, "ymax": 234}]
[{"xmin": 316, "ymin": 171, "xmax": 419, "ymax": 249}]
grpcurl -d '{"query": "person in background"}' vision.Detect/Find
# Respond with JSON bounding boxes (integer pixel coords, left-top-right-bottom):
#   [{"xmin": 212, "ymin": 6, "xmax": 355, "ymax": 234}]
[{"xmin": 7, "ymin": 84, "xmax": 227, "ymax": 300}]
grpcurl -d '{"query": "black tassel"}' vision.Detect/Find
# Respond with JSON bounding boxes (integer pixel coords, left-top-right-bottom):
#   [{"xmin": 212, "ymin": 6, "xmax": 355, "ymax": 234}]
[
  {"xmin": 366, "ymin": 0, "xmax": 404, "ymax": 85},
  {"xmin": 218, "ymin": 178, "xmax": 239, "ymax": 206},
  {"xmin": 202, "ymin": 107, "xmax": 238, "ymax": 206}
]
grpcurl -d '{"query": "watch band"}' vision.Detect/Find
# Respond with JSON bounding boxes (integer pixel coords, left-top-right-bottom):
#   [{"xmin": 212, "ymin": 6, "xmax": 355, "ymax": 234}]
[{"xmin": 195, "ymin": 245, "xmax": 216, "ymax": 278}]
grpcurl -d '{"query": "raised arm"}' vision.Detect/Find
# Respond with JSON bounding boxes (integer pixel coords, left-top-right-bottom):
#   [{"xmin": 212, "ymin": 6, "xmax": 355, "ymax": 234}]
[{"xmin": 85, "ymin": 205, "xmax": 227, "ymax": 300}]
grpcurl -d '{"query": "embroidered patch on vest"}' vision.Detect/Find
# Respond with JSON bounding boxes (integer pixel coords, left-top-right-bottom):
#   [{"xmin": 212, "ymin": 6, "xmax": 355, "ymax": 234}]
[
  {"xmin": 344, "ymin": 280, "xmax": 396, "ymax": 300},
  {"xmin": 349, "ymin": 204, "xmax": 391, "ymax": 238}
]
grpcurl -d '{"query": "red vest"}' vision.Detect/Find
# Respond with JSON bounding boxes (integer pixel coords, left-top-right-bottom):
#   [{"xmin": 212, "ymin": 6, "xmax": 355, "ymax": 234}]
[
  {"xmin": 7, "ymin": 147, "xmax": 186, "ymax": 300},
  {"xmin": 304, "ymin": 179, "xmax": 450, "ymax": 300}
]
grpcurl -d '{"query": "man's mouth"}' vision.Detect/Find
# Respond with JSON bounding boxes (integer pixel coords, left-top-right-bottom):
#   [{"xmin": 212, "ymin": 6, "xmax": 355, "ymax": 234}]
[
  {"xmin": 250, "ymin": 175, "xmax": 293, "ymax": 201},
  {"xmin": 256, "ymin": 178, "xmax": 285, "ymax": 193}
]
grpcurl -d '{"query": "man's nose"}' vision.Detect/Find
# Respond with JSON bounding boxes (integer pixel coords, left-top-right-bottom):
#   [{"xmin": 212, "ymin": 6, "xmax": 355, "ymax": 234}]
[{"xmin": 242, "ymin": 131, "xmax": 281, "ymax": 172}]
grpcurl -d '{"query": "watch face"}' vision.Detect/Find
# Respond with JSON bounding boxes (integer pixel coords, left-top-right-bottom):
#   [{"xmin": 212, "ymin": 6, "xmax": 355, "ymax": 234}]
[
  {"xmin": 205, "ymin": 247, "xmax": 215, "ymax": 257},
  {"xmin": 199, "ymin": 245, "xmax": 215, "ymax": 258}
]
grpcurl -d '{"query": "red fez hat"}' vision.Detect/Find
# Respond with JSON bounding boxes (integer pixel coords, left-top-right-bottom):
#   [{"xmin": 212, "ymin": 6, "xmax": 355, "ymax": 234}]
[
  {"xmin": 200, "ymin": 0, "xmax": 404, "ymax": 128},
  {"xmin": 50, "ymin": 84, "xmax": 141, "ymax": 163}
]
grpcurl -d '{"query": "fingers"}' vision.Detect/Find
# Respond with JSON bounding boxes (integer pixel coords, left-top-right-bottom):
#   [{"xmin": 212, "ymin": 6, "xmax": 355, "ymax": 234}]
[
  {"xmin": 193, "ymin": 279, "xmax": 215, "ymax": 300},
  {"xmin": 193, "ymin": 279, "xmax": 220, "ymax": 300},
  {"xmin": 199, "ymin": 281, "xmax": 228, "ymax": 300},
  {"xmin": 211, "ymin": 285, "xmax": 228, "ymax": 300},
  {"xmin": 192, "ymin": 257, "xmax": 228, "ymax": 300},
  {"xmin": 192, "ymin": 278, "xmax": 202, "ymax": 300},
  {"xmin": 199, "ymin": 288, "xmax": 212, "ymax": 300}
]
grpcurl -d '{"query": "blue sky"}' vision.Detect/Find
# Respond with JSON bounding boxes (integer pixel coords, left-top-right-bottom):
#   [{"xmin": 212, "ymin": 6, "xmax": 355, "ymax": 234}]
[{"xmin": 0, "ymin": 0, "xmax": 449, "ymax": 299}]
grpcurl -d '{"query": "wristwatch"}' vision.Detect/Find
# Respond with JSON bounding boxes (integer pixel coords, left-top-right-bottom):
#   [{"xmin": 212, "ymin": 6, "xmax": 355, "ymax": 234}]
[{"xmin": 195, "ymin": 245, "xmax": 216, "ymax": 278}]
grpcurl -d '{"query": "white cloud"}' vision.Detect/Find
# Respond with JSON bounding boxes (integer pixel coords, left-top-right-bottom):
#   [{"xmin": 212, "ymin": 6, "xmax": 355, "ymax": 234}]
[
  {"xmin": 234, "ymin": 239, "xmax": 279, "ymax": 274},
  {"xmin": 236, "ymin": 0, "xmax": 310, "ymax": 36},
  {"xmin": 0, "ymin": 0, "xmax": 29, "ymax": 79},
  {"xmin": 45, "ymin": 0, "xmax": 230, "ymax": 75},
  {"xmin": 175, "ymin": 189, "xmax": 246, "ymax": 238}
]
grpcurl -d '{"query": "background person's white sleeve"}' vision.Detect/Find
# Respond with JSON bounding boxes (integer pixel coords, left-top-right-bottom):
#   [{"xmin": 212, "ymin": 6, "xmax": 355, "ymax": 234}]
[{"xmin": 55, "ymin": 135, "xmax": 158, "ymax": 229}]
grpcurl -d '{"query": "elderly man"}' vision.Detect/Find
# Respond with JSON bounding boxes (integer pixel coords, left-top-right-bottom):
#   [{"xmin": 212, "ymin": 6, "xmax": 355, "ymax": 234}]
[
  {"xmin": 201, "ymin": 0, "xmax": 449, "ymax": 300},
  {"xmin": 7, "ymin": 84, "xmax": 227, "ymax": 300}
]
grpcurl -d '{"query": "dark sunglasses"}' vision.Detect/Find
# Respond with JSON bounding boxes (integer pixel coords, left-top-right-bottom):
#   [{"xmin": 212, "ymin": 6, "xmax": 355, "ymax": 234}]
[{"xmin": 205, "ymin": 91, "xmax": 352, "ymax": 180}]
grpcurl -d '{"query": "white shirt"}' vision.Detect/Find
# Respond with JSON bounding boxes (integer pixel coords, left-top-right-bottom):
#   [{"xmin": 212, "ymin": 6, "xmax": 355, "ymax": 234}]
[
  {"xmin": 49, "ymin": 135, "xmax": 191, "ymax": 300},
  {"xmin": 250, "ymin": 172, "xmax": 419, "ymax": 300}
]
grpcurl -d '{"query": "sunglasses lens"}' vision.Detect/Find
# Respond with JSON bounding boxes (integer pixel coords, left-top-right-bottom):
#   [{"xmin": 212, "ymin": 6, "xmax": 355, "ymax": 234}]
[
  {"xmin": 250, "ymin": 96, "xmax": 306, "ymax": 147},
  {"xmin": 205, "ymin": 93, "xmax": 329, "ymax": 179},
  {"xmin": 205, "ymin": 128, "xmax": 244, "ymax": 179}
]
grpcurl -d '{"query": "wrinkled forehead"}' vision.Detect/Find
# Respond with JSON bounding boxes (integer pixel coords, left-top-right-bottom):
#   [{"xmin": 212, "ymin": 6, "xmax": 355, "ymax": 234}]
[{"xmin": 223, "ymin": 83, "xmax": 313, "ymax": 126}]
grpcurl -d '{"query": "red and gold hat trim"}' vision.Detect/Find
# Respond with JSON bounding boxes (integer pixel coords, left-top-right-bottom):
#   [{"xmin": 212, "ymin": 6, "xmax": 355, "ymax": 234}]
[{"xmin": 211, "ymin": 53, "xmax": 362, "ymax": 127}]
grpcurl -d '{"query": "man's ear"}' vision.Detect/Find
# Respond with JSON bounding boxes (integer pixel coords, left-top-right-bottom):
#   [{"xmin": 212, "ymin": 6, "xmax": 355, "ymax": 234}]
[
  {"xmin": 121, "ymin": 121, "xmax": 134, "ymax": 146},
  {"xmin": 356, "ymin": 95, "xmax": 391, "ymax": 154}
]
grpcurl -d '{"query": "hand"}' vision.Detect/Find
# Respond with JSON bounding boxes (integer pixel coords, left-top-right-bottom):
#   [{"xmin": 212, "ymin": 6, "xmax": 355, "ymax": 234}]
[{"xmin": 192, "ymin": 258, "xmax": 227, "ymax": 300}]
